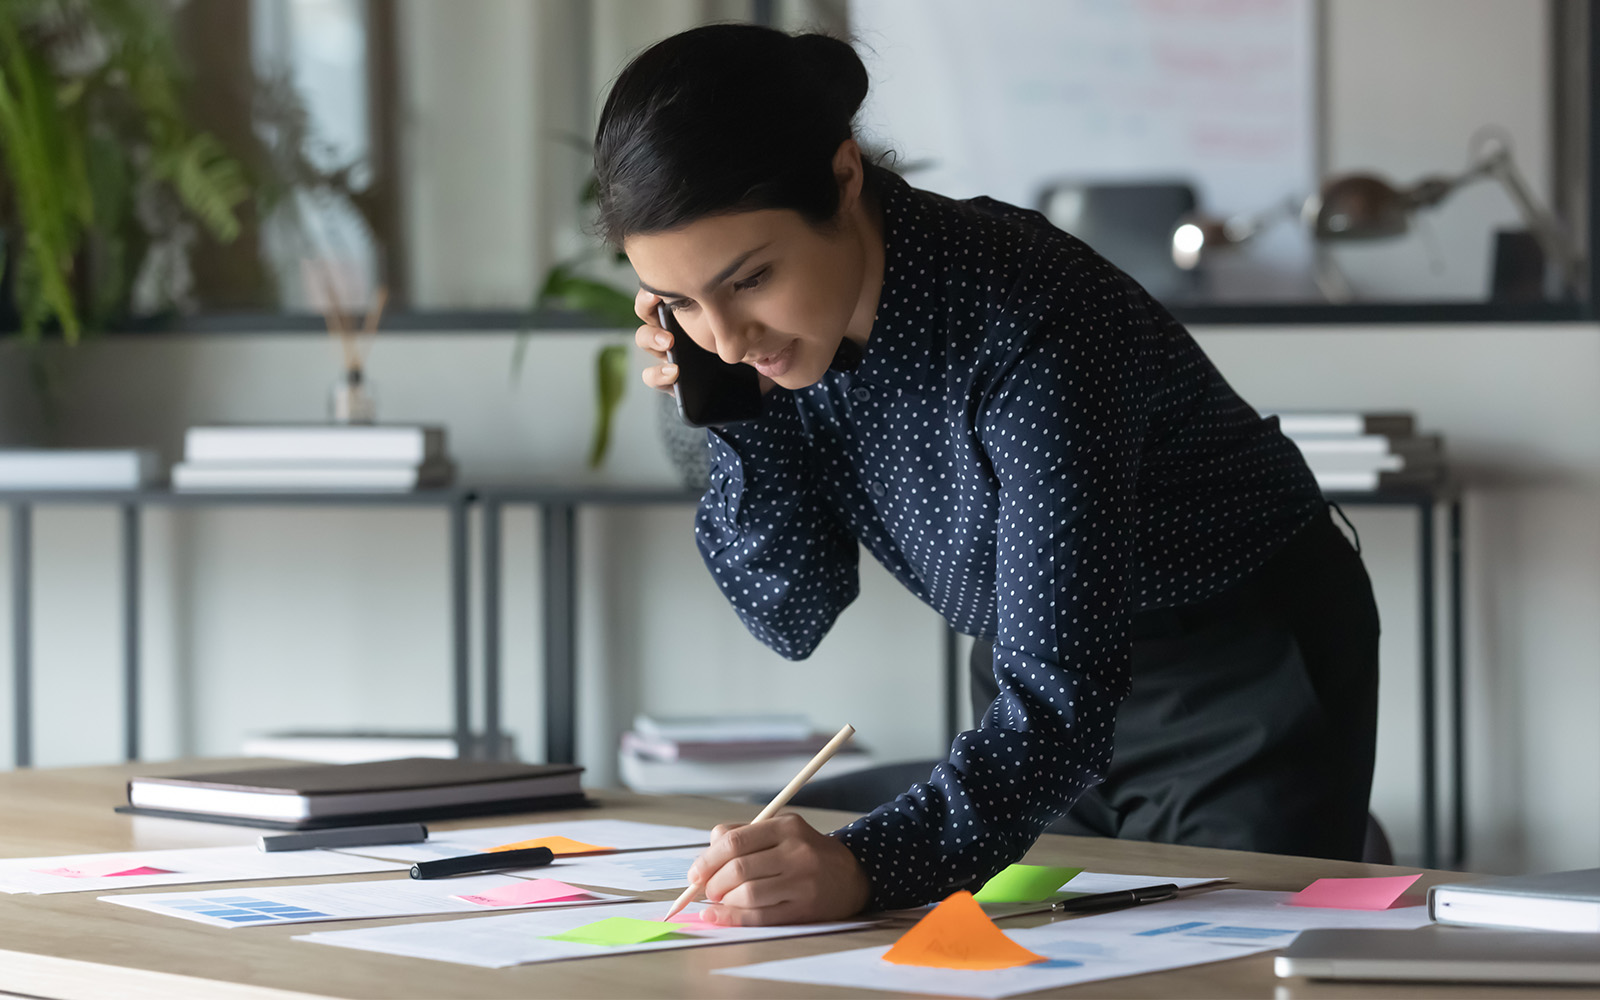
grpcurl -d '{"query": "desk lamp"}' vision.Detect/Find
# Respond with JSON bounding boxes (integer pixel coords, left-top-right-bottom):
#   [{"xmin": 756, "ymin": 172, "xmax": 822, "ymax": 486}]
[{"xmin": 1171, "ymin": 134, "xmax": 1583, "ymax": 300}]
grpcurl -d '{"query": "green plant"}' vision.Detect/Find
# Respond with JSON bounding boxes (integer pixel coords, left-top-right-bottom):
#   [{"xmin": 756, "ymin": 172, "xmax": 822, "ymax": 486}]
[
  {"xmin": 531, "ymin": 262, "xmax": 636, "ymax": 468},
  {"xmin": 0, "ymin": 0, "xmax": 249, "ymax": 343},
  {"xmin": 516, "ymin": 158, "xmax": 640, "ymax": 469}
]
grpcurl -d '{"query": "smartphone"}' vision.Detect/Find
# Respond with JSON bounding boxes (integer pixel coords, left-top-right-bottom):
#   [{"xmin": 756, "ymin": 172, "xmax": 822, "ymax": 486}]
[{"xmin": 656, "ymin": 303, "xmax": 763, "ymax": 427}]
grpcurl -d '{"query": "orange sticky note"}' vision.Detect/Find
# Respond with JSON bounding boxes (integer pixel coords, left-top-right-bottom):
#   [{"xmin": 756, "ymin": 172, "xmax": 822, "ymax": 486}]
[
  {"xmin": 1288, "ymin": 874, "xmax": 1423, "ymax": 910},
  {"xmin": 883, "ymin": 890, "xmax": 1047, "ymax": 970},
  {"xmin": 488, "ymin": 836, "xmax": 612, "ymax": 855}
]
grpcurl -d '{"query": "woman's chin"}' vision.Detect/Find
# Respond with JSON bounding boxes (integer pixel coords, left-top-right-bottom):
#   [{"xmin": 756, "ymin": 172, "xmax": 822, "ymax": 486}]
[{"xmin": 772, "ymin": 365, "xmax": 827, "ymax": 391}]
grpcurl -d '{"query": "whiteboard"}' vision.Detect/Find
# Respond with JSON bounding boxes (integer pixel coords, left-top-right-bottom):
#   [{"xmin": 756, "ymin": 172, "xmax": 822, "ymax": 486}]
[{"xmin": 850, "ymin": 0, "xmax": 1318, "ymax": 299}]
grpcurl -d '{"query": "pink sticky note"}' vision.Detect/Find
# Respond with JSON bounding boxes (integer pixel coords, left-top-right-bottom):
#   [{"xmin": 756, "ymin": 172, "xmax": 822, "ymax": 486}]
[
  {"xmin": 454, "ymin": 878, "xmax": 593, "ymax": 907},
  {"xmin": 1287, "ymin": 874, "xmax": 1423, "ymax": 910},
  {"xmin": 34, "ymin": 861, "xmax": 176, "ymax": 879}
]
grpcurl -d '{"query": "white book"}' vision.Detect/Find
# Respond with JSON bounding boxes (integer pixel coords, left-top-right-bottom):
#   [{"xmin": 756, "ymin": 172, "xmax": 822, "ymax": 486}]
[
  {"xmin": 1286, "ymin": 436, "xmax": 1394, "ymax": 455},
  {"xmin": 184, "ymin": 425, "xmax": 444, "ymax": 464},
  {"xmin": 619, "ymin": 746, "xmax": 877, "ymax": 796},
  {"xmin": 1299, "ymin": 452, "xmax": 1405, "ymax": 474},
  {"xmin": 171, "ymin": 460, "xmax": 453, "ymax": 493},
  {"xmin": 1315, "ymin": 469, "xmax": 1440, "ymax": 493},
  {"xmin": 1266, "ymin": 412, "xmax": 1415, "ymax": 438},
  {"xmin": 0, "ymin": 449, "xmax": 158, "ymax": 490},
  {"xmin": 0, "ymin": 448, "xmax": 160, "ymax": 489},
  {"xmin": 631, "ymin": 713, "xmax": 814, "ymax": 743},
  {"xmin": 1429, "ymin": 868, "xmax": 1600, "ymax": 933},
  {"xmin": 1315, "ymin": 470, "xmax": 1382, "ymax": 492}
]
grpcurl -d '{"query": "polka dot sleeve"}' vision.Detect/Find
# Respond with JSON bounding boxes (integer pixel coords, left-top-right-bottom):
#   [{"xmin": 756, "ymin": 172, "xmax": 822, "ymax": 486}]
[{"xmin": 694, "ymin": 389, "xmax": 861, "ymax": 660}]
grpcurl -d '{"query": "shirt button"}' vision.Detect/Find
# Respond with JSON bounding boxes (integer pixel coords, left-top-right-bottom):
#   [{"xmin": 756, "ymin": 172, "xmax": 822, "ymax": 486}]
[
  {"xmin": 871, "ymin": 481, "xmax": 887, "ymax": 497},
  {"xmin": 853, "ymin": 387, "xmax": 871, "ymax": 402}
]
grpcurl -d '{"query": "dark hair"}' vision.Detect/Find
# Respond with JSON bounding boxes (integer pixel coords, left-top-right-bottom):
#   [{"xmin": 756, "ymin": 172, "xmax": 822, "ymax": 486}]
[{"xmin": 593, "ymin": 23, "xmax": 870, "ymax": 247}]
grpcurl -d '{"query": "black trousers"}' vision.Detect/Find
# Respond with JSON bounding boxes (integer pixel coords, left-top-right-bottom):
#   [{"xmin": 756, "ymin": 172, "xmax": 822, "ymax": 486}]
[{"xmin": 971, "ymin": 507, "xmax": 1380, "ymax": 862}]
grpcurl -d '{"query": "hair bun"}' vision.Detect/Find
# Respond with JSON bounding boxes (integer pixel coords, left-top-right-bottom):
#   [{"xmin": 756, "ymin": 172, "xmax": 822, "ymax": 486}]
[{"xmin": 791, "ymin": 32, "xmax": 869, "ymax": 121}]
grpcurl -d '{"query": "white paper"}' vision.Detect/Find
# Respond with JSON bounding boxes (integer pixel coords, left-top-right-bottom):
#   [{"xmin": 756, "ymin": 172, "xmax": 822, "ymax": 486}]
[
  {"xmin": 1056, "ymin": 888, "xmax": 1435, "ymax": 943},
  {"xmin": 532, "ymin": 847, "xmax": 703, "ymax": 891},
  {"xmin": 334, "ymin": 819, "xmax": 711, "ymax": 864},
  {"xmin": 100, "ymin": 875, "xmax": 632, "ymax": 928},
  {"xmin": 717, "ymin": 888, "xmax": 1437, "ymax": 998},
  {"xmin": 719, "ymin": 926, "xmax": 1259, "ymax": 998},
  {"xmin": 0, "ymin": 846, "xmax": 404, "ymax": 894},
  {"xmin": 295, "ymin": 900, "xmax": 876, "ymax": 969}
]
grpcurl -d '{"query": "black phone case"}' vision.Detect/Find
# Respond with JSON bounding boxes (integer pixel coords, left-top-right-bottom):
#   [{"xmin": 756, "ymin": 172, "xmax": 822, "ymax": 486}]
[{"xmin": 657, "ymin": 305, "xmax": 763, "ymax": 427}]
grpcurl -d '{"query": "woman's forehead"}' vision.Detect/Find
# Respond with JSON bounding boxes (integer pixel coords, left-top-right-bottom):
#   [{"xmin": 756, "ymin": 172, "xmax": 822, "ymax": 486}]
[{"xmin": 625, "ymin": 209, "xmax": 805, "ymax": 287}]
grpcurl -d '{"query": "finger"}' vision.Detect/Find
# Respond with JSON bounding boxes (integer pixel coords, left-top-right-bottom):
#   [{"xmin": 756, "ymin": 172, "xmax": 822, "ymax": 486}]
[
  {"xmin": 687, "ymin": 822, "xmax": 781, "ymax": 885},
  {"xmin": 715, "ymin": 869, "xmax": 795, "ymax": 910},
  {"xmin": 701, "ymin": 845, "xmax": 786, "ymax": 903},
  {"xmin": 635, "ymin": 322, "xmax": 672, "ymax": 359},
  {"xmin": 634, "ymin": 287, "xmax": 664, "ymax": 327},
  {"xmin": 698, "ymin": 897, "xmax": 807, "ymax": 928},
  {"xmin": 641, "ymin": 363, "xmax": 678, "ymax": 392}
]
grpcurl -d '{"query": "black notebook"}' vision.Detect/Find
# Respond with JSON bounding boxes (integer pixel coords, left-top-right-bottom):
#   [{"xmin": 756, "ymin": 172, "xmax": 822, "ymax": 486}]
[{"xmin": 120, "ymin": 758, "xmax": 586, "ymax": 830}]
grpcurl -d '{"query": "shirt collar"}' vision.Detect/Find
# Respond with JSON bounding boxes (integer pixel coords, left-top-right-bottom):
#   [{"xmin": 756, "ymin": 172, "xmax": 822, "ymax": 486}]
[{"xmin": 850, "ymin": 168, "xmax": 941, "ymax": 397}]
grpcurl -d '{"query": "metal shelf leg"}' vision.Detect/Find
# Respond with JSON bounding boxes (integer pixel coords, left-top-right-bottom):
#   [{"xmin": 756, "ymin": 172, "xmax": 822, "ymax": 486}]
[{"xmin": 11, "ymin": 505, "xmax": 30, "ymax": 769}]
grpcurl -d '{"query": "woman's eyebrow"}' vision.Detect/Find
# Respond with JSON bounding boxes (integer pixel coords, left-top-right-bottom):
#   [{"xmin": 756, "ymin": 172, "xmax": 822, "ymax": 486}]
[{"xmin": 639, "ymin": 243, "xmax": 772, "ymax": 299}]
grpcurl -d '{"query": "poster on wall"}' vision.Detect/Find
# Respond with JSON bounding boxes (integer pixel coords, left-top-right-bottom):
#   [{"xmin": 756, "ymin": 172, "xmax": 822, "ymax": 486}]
[{"xmin": 850, "ymin": 0, "xmax": 1318, "ymax": 302}]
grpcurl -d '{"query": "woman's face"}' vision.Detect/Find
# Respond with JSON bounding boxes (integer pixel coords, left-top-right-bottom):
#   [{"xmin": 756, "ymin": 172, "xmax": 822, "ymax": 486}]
[{"xmin": 624, "ymin": 168, "xmax": 878, "ymax": 390}]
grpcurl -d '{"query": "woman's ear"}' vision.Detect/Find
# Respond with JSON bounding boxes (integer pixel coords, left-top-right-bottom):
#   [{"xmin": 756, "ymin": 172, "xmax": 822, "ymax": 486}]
[{"xmin": 833, "ymin": 138, "xmax": 865, "ymax": 212}]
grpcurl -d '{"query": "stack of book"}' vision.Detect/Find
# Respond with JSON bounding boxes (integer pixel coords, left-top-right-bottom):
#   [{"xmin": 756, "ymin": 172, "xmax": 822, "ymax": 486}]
[
  {"xmin": 0, "ymin": 449, "xmax": 159, "ymax": 491},
  {"xmin": 171, "ymin": 425, "xmax": 454, "ymax": 492},
  {"xmin": 123, "ymin": 757, "xmax": 585, "ymax": 828},
  {"xmin": 619, "ymin": 713, "xmax": 875, "ymax": 797},
  {"xmin": 1268, "ymin": 411, "xmax": 1445, "ymax": 493}
]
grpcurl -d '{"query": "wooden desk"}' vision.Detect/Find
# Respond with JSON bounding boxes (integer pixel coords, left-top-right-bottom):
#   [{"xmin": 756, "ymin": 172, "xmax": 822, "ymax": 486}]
[{"xmin": 0, "ymin": 760, "xmax": 1578, "ymax": 1000}]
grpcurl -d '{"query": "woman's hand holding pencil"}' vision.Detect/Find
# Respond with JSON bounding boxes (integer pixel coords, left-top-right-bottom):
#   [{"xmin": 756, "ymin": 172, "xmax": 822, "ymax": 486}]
[{"xmin": 665, "ymin": 723, "xmax": 871, "ymax": 927}]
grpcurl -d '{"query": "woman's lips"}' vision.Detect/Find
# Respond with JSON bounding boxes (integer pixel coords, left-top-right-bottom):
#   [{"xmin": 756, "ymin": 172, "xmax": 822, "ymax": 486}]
[{"xmin": 749, "ymin": 339, "xmax": 797, "ymax": 378}]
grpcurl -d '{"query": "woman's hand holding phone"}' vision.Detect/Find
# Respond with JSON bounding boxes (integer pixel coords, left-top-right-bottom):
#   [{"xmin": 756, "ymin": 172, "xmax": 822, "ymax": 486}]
[
  {"xmin": 634, "ymin": 288, "xmax": 682, "ymax": 393},
  {"xmin": 633, "ymin": 287, "xmax": 775, "ymax": 396}
]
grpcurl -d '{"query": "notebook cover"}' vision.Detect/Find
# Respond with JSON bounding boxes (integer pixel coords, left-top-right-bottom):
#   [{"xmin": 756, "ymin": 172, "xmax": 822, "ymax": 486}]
[
  {"xmin": 113, "ymin": 792, "xmax": 595, "ymax": 830},
  {"xmin": 1277, "ymin": 927, "xmax": 1600, "ymax": 983},
  {"xmin": 128, "ymin": 757, "xmax": 580, "ymax": 796},
  {"xmin": 1428, "ymin": 868, "xmax": 1600, "ymax": 904}
]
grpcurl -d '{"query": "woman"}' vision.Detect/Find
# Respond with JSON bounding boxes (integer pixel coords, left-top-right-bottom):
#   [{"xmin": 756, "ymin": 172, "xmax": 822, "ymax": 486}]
[{"xmin": 596, "ymin": 23, "xmax": 1379, "ymax": 925}]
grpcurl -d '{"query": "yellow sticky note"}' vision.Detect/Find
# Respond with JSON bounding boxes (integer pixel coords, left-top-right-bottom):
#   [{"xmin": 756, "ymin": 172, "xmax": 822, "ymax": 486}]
[
  {"xmin": 972, "ymin": 864, "xmax": 1084, "ymax": 903},
  {"xmin": 488, "ymin": 836, "xmax": 612, "ymax": 855},
  {"xmin": 545, "ymin": 916, "xmax": 687, "ymax": 947},
  {"xmin": 883, "ymin": 891, "xmax": 1047, "ymax": 970}
]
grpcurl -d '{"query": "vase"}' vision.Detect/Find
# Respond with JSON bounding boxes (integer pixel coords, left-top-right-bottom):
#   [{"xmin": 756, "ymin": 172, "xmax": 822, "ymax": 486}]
[
  {"xmin": 330, "ymin": 367, "xmax": 377, "ymax": 424},
  {"xmin": 654, "ymin": 390, "xmax": 711, "ymax": 492}
]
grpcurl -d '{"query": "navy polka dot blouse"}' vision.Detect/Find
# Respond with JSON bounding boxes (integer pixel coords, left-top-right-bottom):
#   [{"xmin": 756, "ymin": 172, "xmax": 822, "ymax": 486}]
[{"xmin": 693, "ymin": 168, "xmax": 1326, "ymax": 910}]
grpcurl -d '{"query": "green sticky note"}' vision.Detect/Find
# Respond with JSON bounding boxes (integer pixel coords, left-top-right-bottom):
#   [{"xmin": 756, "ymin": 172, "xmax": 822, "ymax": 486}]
[
  {"xmin": 544, "ymin": 916, "xmax": 687, "ymax": 947},
  {"xmin": 973, "ymin": 864, "xmax": 1084, "ymax": 903}
]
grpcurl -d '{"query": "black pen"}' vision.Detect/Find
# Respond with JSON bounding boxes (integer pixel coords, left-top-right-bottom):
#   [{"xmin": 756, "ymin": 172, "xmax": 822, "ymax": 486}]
[
  {"xmin": 1050, "ymin": 882, "xmax": 1180, "ymax": 913},
  {"xmin": 409, "ymin": 846, "xmax": 555, "ymax": 880}
]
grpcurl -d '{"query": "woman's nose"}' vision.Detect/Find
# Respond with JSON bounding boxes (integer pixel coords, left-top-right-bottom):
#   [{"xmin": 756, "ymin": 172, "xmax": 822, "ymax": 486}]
[{"xmin": 707, "ymin": 312, "xmax": 754, "ymax": 365}]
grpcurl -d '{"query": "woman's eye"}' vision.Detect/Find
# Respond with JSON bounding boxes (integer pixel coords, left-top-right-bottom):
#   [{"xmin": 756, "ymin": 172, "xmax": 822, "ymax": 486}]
[
  {"xmin": 665, "ymin": 299, "xmax": 693, "ymax": 313},
  {"xmin": 733, "ymin": 268, "xmax": 767, "ymax": 292}
]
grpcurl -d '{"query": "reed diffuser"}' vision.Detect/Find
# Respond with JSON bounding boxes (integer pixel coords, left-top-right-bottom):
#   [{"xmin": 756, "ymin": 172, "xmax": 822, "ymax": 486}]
[{"xmin": 310, "ymin": 262, "xmax": 386, "ymax": 424}]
